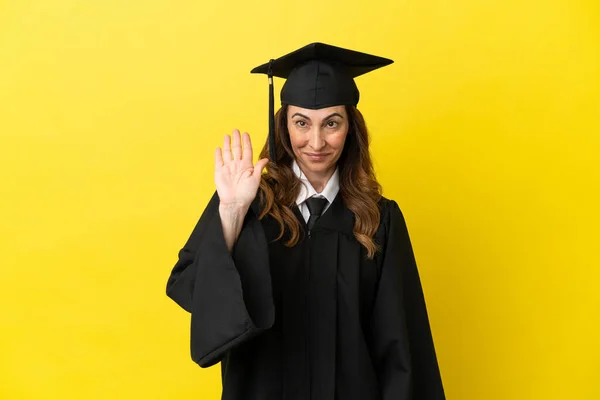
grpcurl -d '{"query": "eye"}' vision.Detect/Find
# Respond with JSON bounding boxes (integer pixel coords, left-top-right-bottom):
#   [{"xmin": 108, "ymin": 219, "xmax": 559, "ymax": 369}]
[
  {"xmin": 326, "ymin": 120, "xmax": 339, "ymax": 128},
  {"xmin": 295, "ymin": 120, "xmax": 308, "ymax": 128}
]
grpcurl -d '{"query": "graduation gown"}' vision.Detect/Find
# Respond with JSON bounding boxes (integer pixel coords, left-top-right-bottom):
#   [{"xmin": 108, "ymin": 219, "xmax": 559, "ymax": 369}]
[{"xmin": 166, "ymin": 191, "xmax": 445, "ymax": 400}]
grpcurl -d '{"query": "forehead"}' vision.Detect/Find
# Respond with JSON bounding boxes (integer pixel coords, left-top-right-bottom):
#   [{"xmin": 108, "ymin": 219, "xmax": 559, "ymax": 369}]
[{"xmin": 288, "ymin": 105, "xmax": 346, "ymax": 119}]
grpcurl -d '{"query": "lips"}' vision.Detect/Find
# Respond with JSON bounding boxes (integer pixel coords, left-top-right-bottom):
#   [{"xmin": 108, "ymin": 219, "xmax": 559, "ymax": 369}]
[{"xmin": 305, "ymin": 153, "xmax": 329, "ymax": 163}]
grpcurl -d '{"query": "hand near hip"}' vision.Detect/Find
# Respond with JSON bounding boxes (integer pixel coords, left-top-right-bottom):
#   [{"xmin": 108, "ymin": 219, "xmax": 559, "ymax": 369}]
[{"xmin": 215, "ymin": 129, "xmax": 269, "ymax": 210}]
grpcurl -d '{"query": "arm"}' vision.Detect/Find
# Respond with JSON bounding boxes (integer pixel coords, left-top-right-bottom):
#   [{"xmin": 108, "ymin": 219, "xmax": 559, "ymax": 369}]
[
  {"xmin": 166, "ymin": 130, "xmax": 272, "ymax": 368},
  {"xmin": 219, "ymin": 203, "xmax": 250, "ymax": 252},
  {"xmin": 369, "ymin": 200, "xmax": 445, "ymax": 399},
  {"xmin": 165, "ymin": 191, "xmax": 274, "ymax": 368}
]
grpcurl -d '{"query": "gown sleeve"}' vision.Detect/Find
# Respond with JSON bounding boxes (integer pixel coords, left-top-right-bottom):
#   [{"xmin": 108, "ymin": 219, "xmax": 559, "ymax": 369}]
[
  {"xmin": 370, "ymin": 200, "xmax": 445, "ymax": 399},
  {"xmin": 165, "ymin": 191, "xmax": 275, "ymax": 368}
]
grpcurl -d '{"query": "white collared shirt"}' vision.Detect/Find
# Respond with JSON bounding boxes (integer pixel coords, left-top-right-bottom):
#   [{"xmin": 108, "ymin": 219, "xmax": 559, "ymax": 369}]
[{"xmin": 292, "ymin": 159, "xmax": 340, "ymax": 223}]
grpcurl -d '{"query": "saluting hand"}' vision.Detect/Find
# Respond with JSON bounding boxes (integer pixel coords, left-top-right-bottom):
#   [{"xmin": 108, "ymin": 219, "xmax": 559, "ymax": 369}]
[{"xmin": 215, "ymin": 129, "xmax": 269, "ymax": 210}]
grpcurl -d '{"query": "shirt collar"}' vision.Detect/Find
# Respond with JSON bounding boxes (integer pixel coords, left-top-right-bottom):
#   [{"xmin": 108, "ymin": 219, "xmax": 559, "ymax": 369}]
[{"xmin": 292, "ymin": 159, "xmax": 340, "ymax": 206}]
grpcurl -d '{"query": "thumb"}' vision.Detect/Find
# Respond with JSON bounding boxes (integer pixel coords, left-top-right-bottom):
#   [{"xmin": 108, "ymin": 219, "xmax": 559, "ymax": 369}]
[{"xmin": 253, "ymin": 158, "xmax": 269, "ymax": 180}]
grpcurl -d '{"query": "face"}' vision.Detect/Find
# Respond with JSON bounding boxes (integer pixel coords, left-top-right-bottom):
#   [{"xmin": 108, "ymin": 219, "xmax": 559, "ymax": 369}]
[{"xmin": 287, "ymin": 105, "xmax": 349, "ymax": 177}]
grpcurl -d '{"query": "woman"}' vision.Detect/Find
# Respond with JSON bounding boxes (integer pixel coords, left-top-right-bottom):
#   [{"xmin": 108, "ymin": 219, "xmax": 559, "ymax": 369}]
[{"xmin": 166, "ymin": 43, "xmax": 445, "ymax": 400}]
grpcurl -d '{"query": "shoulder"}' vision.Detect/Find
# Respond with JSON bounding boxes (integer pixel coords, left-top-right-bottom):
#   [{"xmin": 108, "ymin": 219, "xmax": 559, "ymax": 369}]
[
  {"xmin": 376, "ymin": 196, "xmax": 410, "ymax": 236},
  {"xmin": 377, "ymin": 196, "xmax": 404, "ymax": 220},
  {"xmin": 377, "ymin": 195, "xmax": 395, "ymax": 209}
]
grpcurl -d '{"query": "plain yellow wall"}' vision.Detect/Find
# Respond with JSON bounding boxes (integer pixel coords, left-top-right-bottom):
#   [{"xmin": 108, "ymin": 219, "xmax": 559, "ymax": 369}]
[{"xmin": 1, "ymin": 0, "xmax": 599, "ymax": 399}]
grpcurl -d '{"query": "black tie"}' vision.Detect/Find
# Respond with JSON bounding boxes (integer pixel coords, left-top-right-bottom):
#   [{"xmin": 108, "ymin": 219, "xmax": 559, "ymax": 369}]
[{"xmin": 305, "ymin": 197, "xmax": 328, "ymax": 232}]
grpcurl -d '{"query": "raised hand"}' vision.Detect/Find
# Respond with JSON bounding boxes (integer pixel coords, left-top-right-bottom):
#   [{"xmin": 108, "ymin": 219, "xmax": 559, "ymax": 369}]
[{"xmin": 215, "ymin": 129, "xmax": 269, "ymax": 209}]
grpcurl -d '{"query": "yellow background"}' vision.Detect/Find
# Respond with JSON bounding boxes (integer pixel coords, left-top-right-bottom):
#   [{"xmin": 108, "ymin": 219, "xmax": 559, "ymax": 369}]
[{"xmin": 1, "ymin": 0, "xmax": 599, "ymax": 399}]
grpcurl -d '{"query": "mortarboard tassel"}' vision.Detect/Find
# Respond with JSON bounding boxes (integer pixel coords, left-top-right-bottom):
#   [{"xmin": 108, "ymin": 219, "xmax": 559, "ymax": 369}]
[{"xmin": 267, "ymin": 59, "xmax": 275, "ymax": 163}]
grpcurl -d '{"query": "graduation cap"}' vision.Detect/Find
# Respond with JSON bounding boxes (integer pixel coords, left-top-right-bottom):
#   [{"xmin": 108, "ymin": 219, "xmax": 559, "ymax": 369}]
[{"xmin": 251, "ymin": 42, "xmax": 393, "ymax": 163}]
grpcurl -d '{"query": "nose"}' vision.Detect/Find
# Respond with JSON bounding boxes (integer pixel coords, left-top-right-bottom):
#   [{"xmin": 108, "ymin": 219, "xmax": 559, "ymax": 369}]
[{"xmin": 308, "ymin": 127, "xmax": 326, "ymax": 151}]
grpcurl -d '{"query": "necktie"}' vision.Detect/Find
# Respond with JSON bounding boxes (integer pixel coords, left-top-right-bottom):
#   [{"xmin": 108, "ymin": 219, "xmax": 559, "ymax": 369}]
[{"xmin": 305, "ymin": 197, "xmax": 328, "ymax": 232}]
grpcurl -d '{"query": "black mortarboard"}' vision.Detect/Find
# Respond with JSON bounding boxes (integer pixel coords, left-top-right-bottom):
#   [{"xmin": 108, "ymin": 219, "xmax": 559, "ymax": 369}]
[{"xmin": 251, "ymin": 42, "xmax": 393, "ymax": 162}]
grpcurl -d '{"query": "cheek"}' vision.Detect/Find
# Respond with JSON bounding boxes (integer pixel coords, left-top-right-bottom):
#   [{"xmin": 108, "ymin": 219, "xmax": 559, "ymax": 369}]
[
  {"xmin": 329, "ymin": 130, "xmax": 349, "ymax": 150},
  {"xmin": 288, "ymin": 127, "xmax": 306, "ymax": 149}
]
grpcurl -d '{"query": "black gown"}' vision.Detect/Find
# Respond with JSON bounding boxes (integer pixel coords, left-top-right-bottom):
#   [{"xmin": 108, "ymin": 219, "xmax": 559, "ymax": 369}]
[{"xmin": 166, "ymin": 190, "xmax": 445, "ymax": 400}]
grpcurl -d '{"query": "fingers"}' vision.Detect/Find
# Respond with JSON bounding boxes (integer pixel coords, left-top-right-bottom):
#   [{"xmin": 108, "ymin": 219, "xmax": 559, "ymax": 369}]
[
  {"xmin": 242, "ymin": 132, "xmax": 253, "ymax": 163},
  {"xmin": 232, "ymin": 129, "xmax": 242, "ymax": 161},
  {"xmin": 253, "ymin": 157, "xmax": 269, "ymax": 180},
  {"xmin": 222, "ymin": 134, "xmax": 232, "ymax": 164},
  {"xmin": 221, "ymin": 129, "xmax": 253, "ymax": 165},
  {"xmin": 215, "ymin": 147, "xmax": 224, "ymax": 169}
]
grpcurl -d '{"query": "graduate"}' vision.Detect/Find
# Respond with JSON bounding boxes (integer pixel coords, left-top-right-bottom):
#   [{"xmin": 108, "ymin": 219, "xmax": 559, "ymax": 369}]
[{"xmin": 166, "ymin": 42, "xmax": 445, "ymax": 400}]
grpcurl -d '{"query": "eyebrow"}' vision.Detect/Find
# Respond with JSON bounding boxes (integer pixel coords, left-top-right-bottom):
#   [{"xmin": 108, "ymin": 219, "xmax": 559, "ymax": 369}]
[{"xmin": 290, "ymin": 112, "xmax": 344, "ymax": 120}]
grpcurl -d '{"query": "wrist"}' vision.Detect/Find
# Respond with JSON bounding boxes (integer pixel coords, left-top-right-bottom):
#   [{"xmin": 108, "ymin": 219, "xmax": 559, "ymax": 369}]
[{"xmin": 219, "ymin": 202, "xmax": 250, "ymax": 216}]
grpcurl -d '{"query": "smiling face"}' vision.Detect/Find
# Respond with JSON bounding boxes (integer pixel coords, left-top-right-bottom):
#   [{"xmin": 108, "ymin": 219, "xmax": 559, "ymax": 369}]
[{"xmin": 287, "ymin": 104, "xmax": 350, "ymax": 180}]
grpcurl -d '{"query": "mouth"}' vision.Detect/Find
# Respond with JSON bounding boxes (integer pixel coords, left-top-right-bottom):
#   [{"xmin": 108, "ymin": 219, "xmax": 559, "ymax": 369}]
[{"xmin": 305, "ymin": 153, "xmax": 330, "ymax": 161}]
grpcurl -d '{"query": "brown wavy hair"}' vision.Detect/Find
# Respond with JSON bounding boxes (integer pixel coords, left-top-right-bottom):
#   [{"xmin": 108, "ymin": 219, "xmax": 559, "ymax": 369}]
[{"xmin": 257, "ymin": 104, "xmax": 382, "ymax": 258}]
